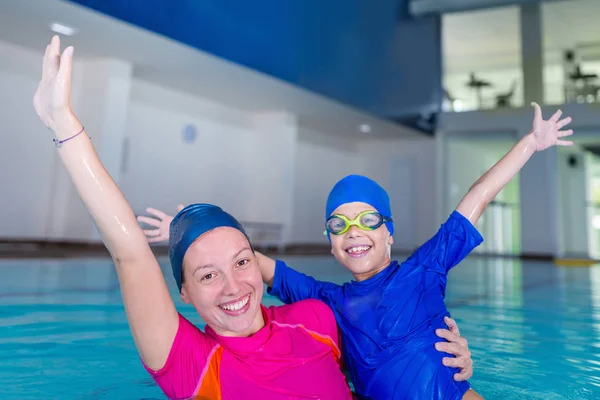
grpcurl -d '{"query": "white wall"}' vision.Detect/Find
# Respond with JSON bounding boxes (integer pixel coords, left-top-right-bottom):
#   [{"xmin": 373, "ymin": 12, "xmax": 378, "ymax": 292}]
[
  {"xmin": 291, "ymin": 128, "xmax": 366, "ymax": 244},
  {"xmin": 587, "ymin": 152, "xmax": 600, "ymax": 258},
  {"xmin": 359, "ymin": 138, "xmax": 438, "ymax": 251},
  {"xmin": 445, "ymin": 140, "xmax": 491, "ymax": 215},
  {"xmin": 444, "ymin": 139, "xmax": 521, "ymax": 255},
  {"xmin": 290, "ymin": 132, "xmax": 439, "ymax": 248},
  {"xmin": 557, "ymin": 147, "xmax": 589, "ymax": 257},
  {"xmin": 0, "ymin": 40, "xmax": 301, "ymax": 243},
  {"xmin": 439, "ymin": 103, "xmax": 600, "ymax": 257},
  {"xmin": 0, "ymin": 39, "xmax": 438, "ymax": 250},
  {"xmin": 0, "ymin": 41, "xmax": 57, "ymax": 239},
  {"xmin": 0, "ymin": 40, "xmax": 135, "ymax": 242},
  {"xmin": 120, "ymin": 80, "xmax": 297, "ymax": 228}
]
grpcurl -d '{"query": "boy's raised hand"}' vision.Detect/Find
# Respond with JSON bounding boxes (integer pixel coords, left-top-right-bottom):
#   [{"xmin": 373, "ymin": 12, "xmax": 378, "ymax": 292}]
[
  {"xmin": 530, "ymin": 102, "xmax": 574, "ymax": 151},
  {"xmin": 137, "ymin": 204, "xmax": 184, "ymax": 243}
]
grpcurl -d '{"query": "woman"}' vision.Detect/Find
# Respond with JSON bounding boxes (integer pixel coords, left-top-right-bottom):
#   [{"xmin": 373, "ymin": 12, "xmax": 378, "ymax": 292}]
[{"xmin": 34, "ymin": 36, "xmax": 472, "ymax": 399}]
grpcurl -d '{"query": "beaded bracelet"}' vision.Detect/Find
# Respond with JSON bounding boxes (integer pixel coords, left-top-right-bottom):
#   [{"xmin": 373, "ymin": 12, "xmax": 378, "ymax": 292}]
[{"xmin": 52, "ymin": 126, "xmax": 85, "ymax": 148}]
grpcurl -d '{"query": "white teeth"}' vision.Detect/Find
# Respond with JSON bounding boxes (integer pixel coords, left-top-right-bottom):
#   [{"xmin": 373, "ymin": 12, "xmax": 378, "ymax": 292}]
[
  {"xmin": 220, "ymin": 295, "xmax": 250, "ymax": 311},
  {"xmin": 347, "ymin": 246, "xmax": 370, "ymax": 254}
]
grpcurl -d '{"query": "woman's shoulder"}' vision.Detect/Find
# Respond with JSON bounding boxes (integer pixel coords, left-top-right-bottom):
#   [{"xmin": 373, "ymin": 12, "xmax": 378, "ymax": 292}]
[{"xmin": 177, "ymin": 313, "xmax": 219, "ymax": 347}]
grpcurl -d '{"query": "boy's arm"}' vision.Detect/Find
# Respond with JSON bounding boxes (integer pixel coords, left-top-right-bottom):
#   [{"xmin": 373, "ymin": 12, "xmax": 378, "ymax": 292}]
[
  {"xmin": 255, "ymin": 251, "xmax": 276, "ymax": 286},
  {"xmin": 409, "ymin": 103, "xmax": 573, "ymax": 275},
  {"xmin": 268, "ymin": 260, "xmax": 338, "ymax": 304},
  {"xmin": 455, "ymin": 102, "xmax": 573, "ymax": 225},
  {"xmin": 249, "ymin": 253, "xmax": 336, "ymax": 304}
]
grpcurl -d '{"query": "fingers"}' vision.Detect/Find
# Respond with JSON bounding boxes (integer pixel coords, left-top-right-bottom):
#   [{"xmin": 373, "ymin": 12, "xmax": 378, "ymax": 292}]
[
  {"xmin": 148, "ymin": 235, "xmax": 168, "ymax": 244},
  {"xmin": 142, "ymin": 229, "xmax": 161, "ymax": 237},
  {"xmin": 435, "ymin": 328, "xmax": 456, "ymax": 342},
  {"xmin": 436, "ymin": 331, "xmax": 473, "ymax": 381},
  {"xmin": 435, "ymin": 335, "xmax": 468, "ymax": 354},
  {"xmin": 57, "ymin": 46, "xmax": 74, "ymax": 85},
  {"xmin": 435, "ymin": 341, "xmax": 462, "ymax": 355},
  {"xmin": 454, "ymin": 369, "xmax": 472, "ymax": 381},
  {"xmin": 531, "ymin": 102, "xmax": 542, "ymax": 121},
  {"xmin": 558, "ymin": 129, "xmax": 573, "ymax": 137},
  {"xmin": 549, "ymin": 108, "xmax": 562, "ymax": 122},
  {"xmin": 444, "ymin": 316, "xmax": 460, "ymax": 336},
  {"xmin": 557, "ymin": 139, "xmax": 574, "ymax": 146},
  {"xmin": 137, "ymin": 215, "xmax": 161, "ymax": 228},
  {"xmin": 46, "ymin": 35, "xmax": 60, "ymax": 79},
  {"xmin": 437, "ymin": 342, "xmax": 473, "ymax": 381},
  {"xmin": 146, "ymin": 207, "xmax": 168, "ymax": 220},
  {"xmin": 442, "ymin": 356, "xmax": 468, "ymax": 369},
  {"xmin": 435, "ymin": 333, "xmax": 471, "ymax": 357},
  {"xmin": 176, "ymin": 204, "xmax": 185, "ymax": 212},
  {"xmin": 445, "ymin": 353, "xmax": 473, "ymax": 381},
  {"xmin": 556, "ymin": 116, "xmax": 572, "ymax": 129},
  {"xmin": 51, "ymin": 34, "xmax": 60, "ymax": 48},
  {"xmin": 436, "ymin": 328, "xmax": 468, "ymax": 348},
  {"xmin": 42, "ymin": 44, "xmax": 50, "ymax": 78}
]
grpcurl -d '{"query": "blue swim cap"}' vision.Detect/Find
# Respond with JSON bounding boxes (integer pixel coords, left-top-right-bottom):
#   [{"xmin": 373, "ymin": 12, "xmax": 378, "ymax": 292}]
[
  {"xmin": 169, "ymin": 203, "xmax": 249, "ymax": 292},
  {"xmin": 325, "ymin": 175, "xmax": 394, "ymax": 236}
]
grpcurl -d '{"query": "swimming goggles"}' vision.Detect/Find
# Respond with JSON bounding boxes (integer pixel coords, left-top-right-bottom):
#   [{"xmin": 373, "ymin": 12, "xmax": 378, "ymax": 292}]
[{"xmin": 324, "ymin": 211, "xmax": 393, "ymax": 235}]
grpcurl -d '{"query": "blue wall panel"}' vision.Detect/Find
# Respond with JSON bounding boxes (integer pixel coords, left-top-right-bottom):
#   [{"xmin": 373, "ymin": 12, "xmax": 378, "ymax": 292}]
[{"xmin": 67, "ymin": 0, "xmax": 441, "ymax": 130}]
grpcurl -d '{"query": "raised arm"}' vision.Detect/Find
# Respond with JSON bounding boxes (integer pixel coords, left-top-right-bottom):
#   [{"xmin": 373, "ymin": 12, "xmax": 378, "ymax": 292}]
[
  {"xmin": 456, "ymin": 102, "xmax": 573, "ymax": 224},
  {"xmin": 33, "ymin": 36, "xmax": 178, "ymax": 370}
]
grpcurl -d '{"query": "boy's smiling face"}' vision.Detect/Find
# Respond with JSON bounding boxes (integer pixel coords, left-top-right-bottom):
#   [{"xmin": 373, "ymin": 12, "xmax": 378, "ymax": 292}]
[{"xmin": 329, "ymin": 202, "xmax": 393, "ymax": 281}]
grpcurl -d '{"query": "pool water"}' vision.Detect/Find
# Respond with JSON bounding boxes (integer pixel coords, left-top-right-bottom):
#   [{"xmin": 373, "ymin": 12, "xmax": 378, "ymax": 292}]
[{"xmin": 1, "ymin": 255, "xmax": 599, "ymax": 399}]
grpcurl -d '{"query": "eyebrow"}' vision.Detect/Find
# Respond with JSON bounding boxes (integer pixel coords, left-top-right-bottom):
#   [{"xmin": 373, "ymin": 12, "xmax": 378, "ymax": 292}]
[
  {"xmin": 193, "ymin": 263, "xmax": 215, "ymax": 275},
  {"xmin": 192, "ymin": 247, "xmax": 252, "ymax": 274},
  {"xmin": 232, "ymin": 247, "xmax": 252, "ymax": 260}
]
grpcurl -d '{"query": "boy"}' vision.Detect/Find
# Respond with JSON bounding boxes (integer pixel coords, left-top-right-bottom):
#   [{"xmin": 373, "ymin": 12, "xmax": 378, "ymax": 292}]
[{"xmin": 265, "ymin": 103, "xmax": 573, "ymax": 399}]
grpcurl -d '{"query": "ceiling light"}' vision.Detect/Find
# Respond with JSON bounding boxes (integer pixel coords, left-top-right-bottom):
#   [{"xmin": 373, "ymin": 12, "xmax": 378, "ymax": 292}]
[
  {"xmin": 50, "ymin": 22, "xmax": 77, "ymax": 36},
  {"xmin": 359, "ymin": 124, "xmax": 372, "ymax": 134}
]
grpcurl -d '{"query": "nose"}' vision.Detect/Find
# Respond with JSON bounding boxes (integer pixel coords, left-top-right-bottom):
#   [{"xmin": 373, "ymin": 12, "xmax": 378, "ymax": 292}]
[
  {"xmin": 222, "ymin": 273, "xmax": 242, "ymax": 296},
  {"xmin": 346, "ymin": 225, "xmax": 363, "ymax": 239}
]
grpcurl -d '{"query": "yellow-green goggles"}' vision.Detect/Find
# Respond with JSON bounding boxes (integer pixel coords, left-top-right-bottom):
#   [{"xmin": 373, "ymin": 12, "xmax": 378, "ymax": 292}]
[{"xmin": 324, "ymin": 211, "xmax": 393, "ymax": 236}]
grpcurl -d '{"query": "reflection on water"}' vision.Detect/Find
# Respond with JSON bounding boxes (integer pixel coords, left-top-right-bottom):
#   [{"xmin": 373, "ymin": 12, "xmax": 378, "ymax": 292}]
[{"xmin": 0, "ymin": 256, "xmax": 599, "ymax": 399}]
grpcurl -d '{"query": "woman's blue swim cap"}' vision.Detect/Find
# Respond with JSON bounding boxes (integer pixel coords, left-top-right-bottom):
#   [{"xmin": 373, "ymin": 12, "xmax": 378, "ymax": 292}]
[{"xmin": 169, "ymin": 203, "xmax": 249, "ymax": 292}]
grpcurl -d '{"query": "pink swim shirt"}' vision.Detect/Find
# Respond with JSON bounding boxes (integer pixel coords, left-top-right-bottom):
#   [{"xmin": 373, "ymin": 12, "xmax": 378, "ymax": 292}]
[{"xmin": 144, "ymin": 299, "xmax": 353, "ymax": 399}]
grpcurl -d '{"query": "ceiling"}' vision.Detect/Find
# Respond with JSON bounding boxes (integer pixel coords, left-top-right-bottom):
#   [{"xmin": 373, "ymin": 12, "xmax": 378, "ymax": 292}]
[
  {"xmin": 63, "ymin": 0, "xmax": 444, "ymax": 122},
  {"xmin": 0, "ymin": 0, "xmax": 423, "ymax": 139},
  {"xmin": 442, "ymin": 0, "xmax": 600, "ymax": 73}
]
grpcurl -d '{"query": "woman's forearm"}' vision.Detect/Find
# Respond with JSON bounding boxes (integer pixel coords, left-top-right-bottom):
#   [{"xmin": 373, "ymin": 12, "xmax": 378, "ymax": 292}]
[{"xmin": 51, "ymin": 115, "xmax": 150, "ymax": 262}]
